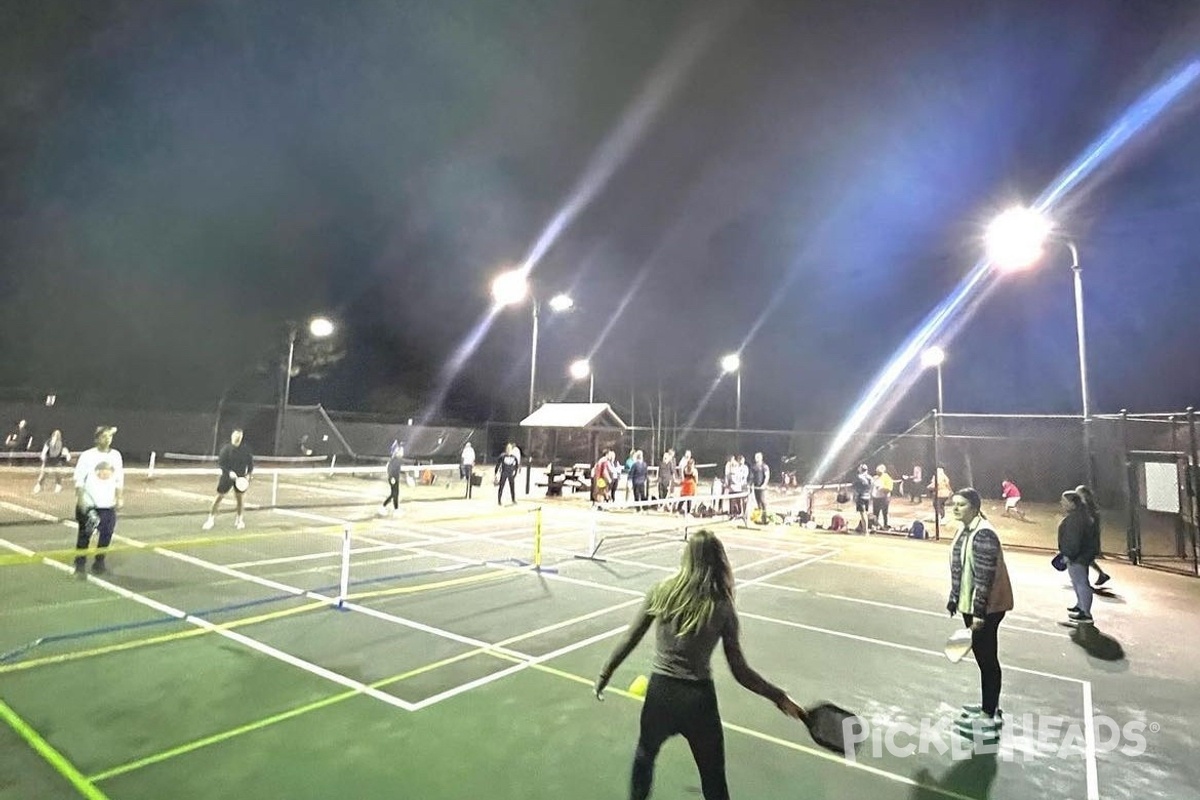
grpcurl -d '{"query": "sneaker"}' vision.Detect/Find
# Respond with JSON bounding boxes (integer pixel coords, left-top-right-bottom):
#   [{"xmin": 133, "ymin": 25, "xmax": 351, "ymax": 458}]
[
  {"xmin": 90, "ymin": 562, "xmax": 107, "ymax": 576},
  {"xmin": 959, "ymin": 705, "xmax": 1002, "ymax": 719},
  {"xmin": 1095, "ymin": 573, "xmax": 1111, "ymax": 587},
  {"xmin": 954, "ymin": 714, "xmax": 1003, "ymax": 738},
  {"xmin": 73, "ymin": 565, "xmax": 87, "ymax": 580},
  {"xmin": 32, "ymin": 483, "xmax": 41, "ymax": 494},
  {"xmin": 202, "ymin": 516, "xmax": 215, "ymax": 531},
  {"xmin": 54, "ymin": 484, "xmax": 62, "ymax": 493},
  {"xmin": 1069, "ymin": 610, "xmax": 1093, "ymax": 623},
  {"xmin": 234, "ymin": 516, "xmax": 245, "ymax": 530},
  {"xmin": 376, "ymin": 506, "xmax": 389, "ymax": 517},
  {"xmin": 1067, "ymin": 606, "xmax": 1081, "ymax": 614}
]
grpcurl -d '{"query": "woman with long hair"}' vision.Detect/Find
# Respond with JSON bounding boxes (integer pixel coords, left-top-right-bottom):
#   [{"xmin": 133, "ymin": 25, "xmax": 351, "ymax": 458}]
[
  {"xmin": 946, "ymin": 487, "xmax": 1014, "ymax": 738},
  {"xmin": 1074, "ymin": 484, "xmax": 1111, "ymax": 587},
  {"xmin": 595, "ymin": 530, "xmax": 802, "ymax": 800}
]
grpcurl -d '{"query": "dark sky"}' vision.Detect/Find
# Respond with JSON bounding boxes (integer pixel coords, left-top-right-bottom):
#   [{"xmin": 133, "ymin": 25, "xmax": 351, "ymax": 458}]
[{"xmin": 3, "ymin": 0, "xmax": 1199, "ymax": 431}]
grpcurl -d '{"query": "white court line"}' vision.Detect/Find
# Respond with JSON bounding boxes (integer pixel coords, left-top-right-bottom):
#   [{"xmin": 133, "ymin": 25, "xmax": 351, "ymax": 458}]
[
  {"xmin": 738, "ymin": 609, "xmax": 1086, "ymax": 684},
  {"xmin": 1083, "ymin": 681, "xmax": 1099, "ymax": 800},
  {"xmin": 408, "ymin": 626, "xmax": 628, "ymax": 711},
  {"xmin": 0, "ymin": 531, "xmax": 415, "ymax": 711},
  {"xmin": 748, "ymin": 585, "xmax": 1068, "ymax": 639}
]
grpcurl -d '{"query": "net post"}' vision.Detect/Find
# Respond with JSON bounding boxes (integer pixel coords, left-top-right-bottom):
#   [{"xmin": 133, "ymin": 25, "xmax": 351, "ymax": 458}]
[
  {"xmin": 336, "ymin": 525, "xmax": 352, "ymax": 611},
  {"xmin": 533, "ymin": 506, "xmax": 543, "ymax": 570},
  {"xmin": 329, "ymin": 454, "xmax": 337, "ymax": 476},
  {"xmin": 148, "ymin": 451, "xmax": 156, "ymax": 480},
  {"xmin": 271, "ymin": 471, "xmax": 279, "ymax": 508}
]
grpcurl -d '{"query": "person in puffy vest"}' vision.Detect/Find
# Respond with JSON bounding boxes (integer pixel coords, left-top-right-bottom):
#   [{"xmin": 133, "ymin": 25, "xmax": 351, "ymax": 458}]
[{"xmin": 946, "ymin": 487, "xmax": 1013, "ymax": 740}]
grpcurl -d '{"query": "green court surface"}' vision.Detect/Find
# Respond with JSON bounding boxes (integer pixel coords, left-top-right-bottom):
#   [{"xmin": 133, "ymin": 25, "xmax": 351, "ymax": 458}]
[{"xmin": 1, "ymin": 468, "xmax": 1198, "ymax": 799}]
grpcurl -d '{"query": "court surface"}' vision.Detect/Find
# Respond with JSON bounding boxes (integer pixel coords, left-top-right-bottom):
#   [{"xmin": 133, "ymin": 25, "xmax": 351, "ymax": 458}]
[{"xmin": 1, "ymin": 467, "xmax": 1197, "ymax": 800}]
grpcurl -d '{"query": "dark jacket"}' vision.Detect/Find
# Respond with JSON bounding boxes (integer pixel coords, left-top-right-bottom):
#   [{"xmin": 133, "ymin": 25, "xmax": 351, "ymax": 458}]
[
  {"xmin": 1058, "ymin": 507, "xmax": 1097, "ymax": 564},
  {"xmin": 630, "ymin": 458, "xmax": 649, "ymax": 484}
]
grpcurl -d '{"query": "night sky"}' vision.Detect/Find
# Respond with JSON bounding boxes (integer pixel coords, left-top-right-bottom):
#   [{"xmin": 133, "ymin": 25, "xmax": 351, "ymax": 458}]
[{"xmin": 3, "ymin": 0, "xmax": 1199, "ymax": 432}]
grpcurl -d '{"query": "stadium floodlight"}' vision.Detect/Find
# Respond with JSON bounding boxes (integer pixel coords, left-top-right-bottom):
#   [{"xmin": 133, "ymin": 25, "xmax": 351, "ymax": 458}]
[
  {"xmin": 569, "ymin": 359, "xmax": 594, "ymax": 403},
  {"xmin": 548, "ymin": 293, "xmax": 575, "ymax": 313},
  {"xmin": 491, "ymin": 269, "xmax": 529, "ymax": 308},
  {"xmin": 985, "ymin": 206, "xmax": 1092, "ymax": 487},
  {"xmin": 985, "ymin": 206, "xmax": 1052, "ymax": 272},
  {"xmin": 920, "ymin": 347, "xmax": 945, "ymax": 414},
  {"xmin": 276, "ymin": 315, "xmax": 337, "ymax": 455},
  {"xmin": 720, "ymin": 353, "xmax": 742, "ymax": 448},
  {"xmin": 308, "ymin": 316, "xmax": 335, "ymax": 338}
]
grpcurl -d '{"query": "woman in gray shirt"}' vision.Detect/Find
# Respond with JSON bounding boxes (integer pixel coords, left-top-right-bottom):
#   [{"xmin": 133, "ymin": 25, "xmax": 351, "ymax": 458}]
[{"xmin": 595, "ymin": 530, "xmax": 802, "ymax": 799}]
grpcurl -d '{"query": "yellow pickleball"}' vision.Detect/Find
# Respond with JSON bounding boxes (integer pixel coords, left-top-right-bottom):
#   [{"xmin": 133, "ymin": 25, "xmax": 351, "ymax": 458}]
[{"xmin": 628, "ymin": 674, "xmax": 649, "ymax": 698}]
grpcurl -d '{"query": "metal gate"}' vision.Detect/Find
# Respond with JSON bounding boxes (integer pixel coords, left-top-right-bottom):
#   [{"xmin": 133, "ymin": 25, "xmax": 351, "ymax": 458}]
[{"xmin": 1125, "ymin": 449, "xmax": 1199, "ymax": 576}]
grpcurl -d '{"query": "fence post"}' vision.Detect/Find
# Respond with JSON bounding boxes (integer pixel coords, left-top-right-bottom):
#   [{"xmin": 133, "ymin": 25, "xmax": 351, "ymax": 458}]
[
  {"xmin": 1120, "ymin": 410, "xmax": 1139, "ymax": 565},
  {"xmin": 1188, "ymin": 407, "xmax": 1199, "ymax": 577},
  {"xmin": 931, "ymin": 409, "xmax": 941, "ymax": 541}
]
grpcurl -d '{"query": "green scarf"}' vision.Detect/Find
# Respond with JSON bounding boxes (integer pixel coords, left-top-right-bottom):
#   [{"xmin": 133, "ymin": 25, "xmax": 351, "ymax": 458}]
[{"xmin": 957, "ymin": 518, "xmax": 981, "ymax": 615}]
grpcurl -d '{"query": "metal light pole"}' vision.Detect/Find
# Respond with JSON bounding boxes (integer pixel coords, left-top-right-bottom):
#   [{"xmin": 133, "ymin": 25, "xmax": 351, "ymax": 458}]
[
  {"xmin": 274, "ymin": 325, "xmax": 298, "ymax": 456},
  {"xmin": 921, "ymin": 346, "xmax": 945, "ymax": 415},
  {"xmin": 988, "ymin": 208, "xmax": 1093, "ymax": 488},
  {"xmin": 1068, "ymin": 241, "xmax": 1096, "ymax": 489},
  {"xmin": 569, "ymin": 359, "xmax": 593, "ymax": 403},
  {"xmin": 528, "ymin": 300, "xmax": 539, "ymax": 416},
  {"xmin": 721, "ymin": 353, "xmax": 741, "ymax": 451},
  {"xmin": 273, "ymin": 317, "xmax": 334, "ymax": 456}
]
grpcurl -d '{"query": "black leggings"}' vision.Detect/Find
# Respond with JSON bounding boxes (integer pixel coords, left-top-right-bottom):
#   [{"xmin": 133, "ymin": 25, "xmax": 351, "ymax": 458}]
[
  {"xmin": 383, "ymin": 477, "xmax": 399, "ymax": 509},
  {"xmin": 497, "ymin": 472, "xmax": 516, "ymax": 504},
  {"xmin": 963, "ymin": 611, "xmax": 1005, "ymax": 716},
  {"xmin": 631, "ymin": 674, "xmax": 728, "ymax": 800}
]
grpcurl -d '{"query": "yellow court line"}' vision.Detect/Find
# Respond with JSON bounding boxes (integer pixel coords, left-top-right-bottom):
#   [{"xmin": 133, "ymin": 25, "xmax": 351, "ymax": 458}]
[
  {"xmin": 0, "ymin": 568, "xmax": 514, "ymax": 675},
  {"xmin": 87, "ymin": 597, "xmax": 640, "ymax": 781},
  {"xmin": 0, "ymin": 695, "xmax": 111, "ymax": 799}
]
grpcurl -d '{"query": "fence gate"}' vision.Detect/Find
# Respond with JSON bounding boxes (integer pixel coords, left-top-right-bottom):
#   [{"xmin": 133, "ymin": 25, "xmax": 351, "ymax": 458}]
[{"xmin": 1126, "ymin": 449, "xmax": 1199, "ymax": 576}]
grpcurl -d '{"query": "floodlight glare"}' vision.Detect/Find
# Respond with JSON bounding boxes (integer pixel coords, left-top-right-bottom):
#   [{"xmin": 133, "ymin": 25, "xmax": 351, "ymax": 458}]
[
  {"xmin": 569, "ymin": 359, "xmax": 591, "ymax": 380},
  {"xmin": 720, "ymin": 353, "xmax": 741, "ymax": 373},
  {"xmin": 986, "ymin": 207, "xmax": 1052, "ymax": 271},
  {"xmin": 920, "ymin": 346, "xmax": 945, "ymax": 368},
  {"xmin": 548, "ymin": 294, "xmax": 574, "ymax": 313},
  {"xmin": 491, "ymin": 269, "xmax": 528, "ymax": 307},
  {"xmin": 308, "ymin": 317, "xmax": 335, "ymax": 338}
]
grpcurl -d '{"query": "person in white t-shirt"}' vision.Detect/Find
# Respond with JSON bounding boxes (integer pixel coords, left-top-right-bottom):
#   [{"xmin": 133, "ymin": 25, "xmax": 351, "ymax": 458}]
[
  {"xmin": 72, "ymin": 426, "xmax": 124, "ymax": 577},
  {"xmin": 460, "ymin": 442, "xmax": 476, "ymax": 481}
]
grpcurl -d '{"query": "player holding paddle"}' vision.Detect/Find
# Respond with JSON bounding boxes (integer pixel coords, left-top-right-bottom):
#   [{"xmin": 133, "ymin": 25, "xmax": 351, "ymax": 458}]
[
  {"xmin": 203, "ymin": 428, "xmax": 254, "ymax": 531},
  {"xmin": 594, "ymin": 530, "xmax": 806, "ymax": 800},
  {"xmin": 945, "ymin": 488, "xmax": 1014, "ymax": 739}
]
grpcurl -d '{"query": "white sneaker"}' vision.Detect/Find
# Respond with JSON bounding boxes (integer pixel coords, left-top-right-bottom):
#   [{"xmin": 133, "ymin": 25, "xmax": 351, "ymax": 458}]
[
  {"xmin": 202, "ymin": 516, "xmax": 215, "ymax": 531},
  {"xmin": 234, "ymin": 516, "xmax": 245, "ymax": 530},
  {"xmin": 376, "ymin": 506, "xmax": 389, "ymax": 517},
  {"xmin": 32, "ymin": 484, "xmax": 41, "ymax": 494},
  {"xmin": 54, "ymin": 485, "xmax": 62, "ymax": 493}
]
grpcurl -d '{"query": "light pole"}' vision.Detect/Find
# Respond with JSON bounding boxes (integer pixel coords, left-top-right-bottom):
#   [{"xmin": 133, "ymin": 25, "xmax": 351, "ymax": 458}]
[
  {"xmin": 987, "ymin": 206, "xmax": 1094, "ymax": 487},
  {"xmin": 492, "ymin": 269, "xmax": 573, "ymax": 491},
  {"xmin": 274, "ymin": 316, "xmax": 335, "ymax": 456},
  {"xmin": 721, "ymin": 353, "xmax": 741, "ymax": 451},
  {"xmin": 491, "ymin": 269, "xmax": 574, "ymax": 416},
  {"xmin": 920, "ymin": 346, "xmax": 946, "ymax": 414},
  {"xmin": 569, "ymin": 359, "xmax": 594, "ymax": 403}
]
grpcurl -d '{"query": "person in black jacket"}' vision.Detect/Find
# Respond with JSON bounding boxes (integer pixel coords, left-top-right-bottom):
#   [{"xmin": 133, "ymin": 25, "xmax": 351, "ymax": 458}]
[
  {"xmin": 495, "ymin": 443, "xmax": 520, "ymax": 506},
  {"xmin": 1057, "ymin": 489, "xmax": 1096, "ymax": 624},
  {"xmin": 379, "ymin": 446, "xmax": 403, "ymax": 516},
  {"xmin": 203, "ymin": 429, "xmax": 253, "ymax": 531}
]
